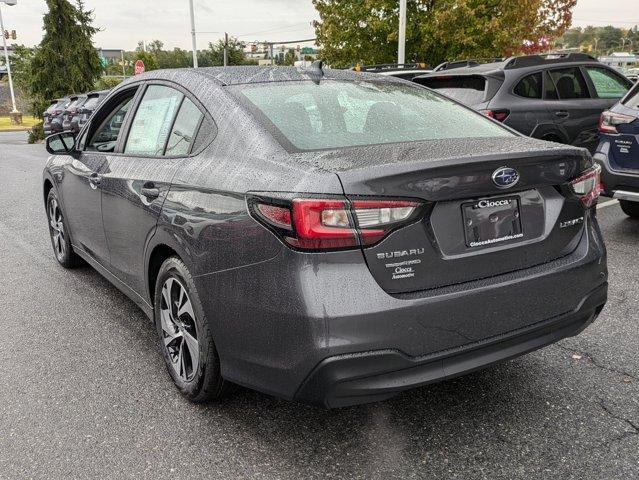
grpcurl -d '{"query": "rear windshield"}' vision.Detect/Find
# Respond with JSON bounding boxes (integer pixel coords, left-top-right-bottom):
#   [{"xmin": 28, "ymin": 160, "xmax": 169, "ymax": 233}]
[
  {"xmin": 235, "ymin": 80, "xmax": 510, "ymax": 151},
  {"xmin": 83, "ymin": 95, "xmax": 101, "ymax": 110},
  {"xmin": 623, "ymin": 84, "xmax": 639, "ymax": 110},
  {"xmin": 417, "ymin": 76, "xmax": 487, "ymax": 105}
]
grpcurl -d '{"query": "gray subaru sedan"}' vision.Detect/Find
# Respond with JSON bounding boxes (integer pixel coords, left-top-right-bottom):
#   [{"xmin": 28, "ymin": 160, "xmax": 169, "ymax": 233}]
[{"xmin": 43, "ymin": 64, "xmax": 607, "ymax": 408}]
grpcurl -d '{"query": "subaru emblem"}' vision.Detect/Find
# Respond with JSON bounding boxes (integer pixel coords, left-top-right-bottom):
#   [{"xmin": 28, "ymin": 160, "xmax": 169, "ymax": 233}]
[{"xmin": 492, "ymin": 167, "xmax": 520, "ymax": 189}]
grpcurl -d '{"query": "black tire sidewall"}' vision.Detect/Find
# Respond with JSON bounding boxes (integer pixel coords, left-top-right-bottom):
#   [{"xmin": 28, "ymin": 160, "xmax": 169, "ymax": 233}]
[
  {"xmin": 153, "ymin": 257, "xmax": 223, "ymax": 402},
  {"xmin": 46, "ymin": 189, "xmax": 75, "ymax": 267},
  {"xmin": 619, "ymin": 199, "xmax": 639, "ymax": 218}
]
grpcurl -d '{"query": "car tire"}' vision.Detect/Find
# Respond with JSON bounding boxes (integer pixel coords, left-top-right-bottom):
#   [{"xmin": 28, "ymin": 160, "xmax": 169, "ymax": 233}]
[
  {"xmin": 46, "ymin": 189, "xmax": 84, "ymax": 268},
  {"xmin": 619, "ymin": 199, "xmax": 639, "ymax": 218},
  {"xmin": 154, "ymin": 256, "xmax": 229, "ymax": 403}
]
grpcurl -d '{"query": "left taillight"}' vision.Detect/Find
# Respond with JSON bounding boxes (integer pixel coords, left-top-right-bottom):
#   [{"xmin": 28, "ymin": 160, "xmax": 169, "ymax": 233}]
[
  {"xmin": 599, "ymin": 110, "xmax": 635, "ymax": 134},
  {"xmin": 250, "ymin": 197, "xmax": 422, "ymax": 251},
  {"xmin": 570, "ymin": 165, "xmax": 601, "ymax": 208}
]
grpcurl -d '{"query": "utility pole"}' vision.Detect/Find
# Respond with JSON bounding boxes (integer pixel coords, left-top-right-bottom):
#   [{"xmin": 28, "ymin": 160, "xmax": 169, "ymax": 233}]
[
  {"xmin": 398, "ymin": 0, "xmax": 407, "ymax": 65},
  {"xmin": 189, "ymin": 0, "xmax": 198, "ymax": 68},
  {"xmin": 0, "ymin": 0, "xmax": 19, "ymax": 123},
  {"xmin": 224, "ymin": 32, "xmax": 228, "ymax": 67}
]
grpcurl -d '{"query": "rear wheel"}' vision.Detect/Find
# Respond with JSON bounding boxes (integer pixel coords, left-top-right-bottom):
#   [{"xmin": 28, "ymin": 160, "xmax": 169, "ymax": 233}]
[
  {"xmin": 46, "ymin": 189, "xmax": 83, "ymax": 268},
  {"xmin": 154, "ymin": 257, "xmax": 228, "ymax": 402},
  {"xmin": 619, "ymin": 199, "xmax": 639, "ymax": 218}
]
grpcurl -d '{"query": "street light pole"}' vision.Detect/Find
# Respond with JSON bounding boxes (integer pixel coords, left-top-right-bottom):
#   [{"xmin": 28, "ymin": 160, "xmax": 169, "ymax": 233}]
[
  {"xmin": 188, "ymin": 0, "xmax": 198, "ymax": 68},
  {"xmin": 398, "ymin": 0, "xmax": 407, "ymax": 65},
  {"xmin": 0, "ymin": 0, "xmax": 18, "ymax": 114}
]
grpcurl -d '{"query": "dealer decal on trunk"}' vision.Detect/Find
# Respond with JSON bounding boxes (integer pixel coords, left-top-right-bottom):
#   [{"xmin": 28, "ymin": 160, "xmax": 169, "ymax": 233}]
[{"xmin": 377, "ymin": 248, "xmax": 425, "ymax": 280}]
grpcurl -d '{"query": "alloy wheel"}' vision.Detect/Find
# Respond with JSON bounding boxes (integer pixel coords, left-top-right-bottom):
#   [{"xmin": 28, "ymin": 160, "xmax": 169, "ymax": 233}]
[
  {"xmin": 48, "ymin": 197, "xmax": 66, "ymax": 260},
  {"xmin": 160, "ymin": 277, "xmax": 199, "ymax": 382}
]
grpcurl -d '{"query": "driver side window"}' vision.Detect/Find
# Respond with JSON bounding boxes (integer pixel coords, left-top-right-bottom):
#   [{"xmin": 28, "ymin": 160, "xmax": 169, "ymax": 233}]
[{"xmin": 85, "ymin": 95, "xmax": 135, "ymax": 152}]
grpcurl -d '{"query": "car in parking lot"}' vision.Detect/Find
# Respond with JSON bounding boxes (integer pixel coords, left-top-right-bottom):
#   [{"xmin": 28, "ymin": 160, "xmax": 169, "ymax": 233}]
[
  {"xmin": 43, "ymin": 96, "xmax": 70, "ymax": 135},
  {"xmin": 414, "ymin": 53, "xmax": 634, "ymax": 152},
  {"xmin": 42, "ymin": 65, "xmax": 607, "ymax": 408},
  {"xmin": 69, "ymin": 90, "xmax": 109, "ymax": 134},
  {"xmin": 61, "ymin": 95, "xmax": 87, "ymax": 132},
  {"xmin": 354, "ymin": 63, "xmax": 432, "ymax": 81},
  {"xmin": 595, "ymin": 81, "xmax": 639, "ymax": 217}
]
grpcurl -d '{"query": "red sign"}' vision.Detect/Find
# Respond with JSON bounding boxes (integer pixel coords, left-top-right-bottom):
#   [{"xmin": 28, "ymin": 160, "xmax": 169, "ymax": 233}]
[{"xmin": 134, "ymin": 59, "xmax": 145, "ymax": 75}]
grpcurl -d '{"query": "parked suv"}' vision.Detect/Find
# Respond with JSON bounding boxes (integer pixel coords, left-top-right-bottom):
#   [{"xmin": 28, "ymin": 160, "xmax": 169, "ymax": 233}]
[
  {"xmin": 61, "ymin": 95, "xmax": 87, "ymax": 132},
  {"xmin": 414, "ymin": 54, "xmax": 633, "ymax": 152},
  {"xmin": 595, "ymin": 82, "xmax": 639, "ymax": 217},
  {"xmin": 354, "ymin": 63, "xmax": 432, "ymax": 81},
  {"xmin": 43, "ymin": 97, "xmax": 70, "ymax": 135},
  {"xmin": 70, "ymin": 90, "xmax": 109, "ymax": 134}
]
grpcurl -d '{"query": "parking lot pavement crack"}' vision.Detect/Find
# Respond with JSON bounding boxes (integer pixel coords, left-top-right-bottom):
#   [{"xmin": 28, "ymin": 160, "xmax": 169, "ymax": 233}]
[
  {"xmin": 598, "ymin": 400, "xmax": 639, "ymax": 446},
  {"xmin": 554, "ymin": 344, "xmax": 639, "ymax": 382}
]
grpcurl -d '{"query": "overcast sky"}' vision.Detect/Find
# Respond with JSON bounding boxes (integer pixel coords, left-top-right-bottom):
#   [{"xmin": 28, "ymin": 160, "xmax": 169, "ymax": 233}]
[{"xmin": 1, "ymin": 0, "xmax": 638, "ymax": 50}]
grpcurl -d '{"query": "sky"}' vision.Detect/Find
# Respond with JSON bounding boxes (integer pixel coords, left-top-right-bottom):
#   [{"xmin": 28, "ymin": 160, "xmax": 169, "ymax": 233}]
[{"xmin": 0, "ymin": 0, "xmax": 637, "ymax": 51}]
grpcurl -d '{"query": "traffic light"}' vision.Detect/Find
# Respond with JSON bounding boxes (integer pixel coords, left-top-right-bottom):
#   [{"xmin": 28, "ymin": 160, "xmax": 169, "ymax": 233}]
[
  {"xmin": 11, "ymin": 30, "xmax": 16, "ymax": 40},
  {"xmin": 3, "ymin": 30, "xmax": 8, "ymax": 40}
]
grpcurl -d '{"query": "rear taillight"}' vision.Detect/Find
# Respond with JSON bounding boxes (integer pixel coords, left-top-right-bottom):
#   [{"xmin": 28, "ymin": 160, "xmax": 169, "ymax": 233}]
[
  {"xmin": 570, "ymin": 165, "xmax": 601, "ymax": 207},
  {"xmin": 481, "ymin": 109, "xmax": 510, "ymax": 122},
  {"xmin": 599, "ymin": 110, "xmax": 635, "ymax": 134},
  {"xmin": 251, "ymin": 197, "xmax": 422, "ymax": 251}
]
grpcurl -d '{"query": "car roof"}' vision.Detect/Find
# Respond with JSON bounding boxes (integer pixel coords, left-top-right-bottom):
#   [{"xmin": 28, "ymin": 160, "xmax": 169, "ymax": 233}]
[{"xmin": 126, "ymin": 65, "xmax": 403, "ymax": 88}]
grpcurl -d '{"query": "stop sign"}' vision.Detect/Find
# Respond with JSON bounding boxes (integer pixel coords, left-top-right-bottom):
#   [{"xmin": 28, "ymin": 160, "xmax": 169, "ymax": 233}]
[{"xmin": 134, "ymin": 59, "xmax": 145, "ymax": 75}]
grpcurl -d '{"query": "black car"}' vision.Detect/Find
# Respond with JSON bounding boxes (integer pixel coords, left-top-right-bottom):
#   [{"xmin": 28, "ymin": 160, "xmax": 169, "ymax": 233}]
[
  {"xmin": 595, "ymin": 81, "xmax": 639, "ymax": 217},
  {"xmin": 43, "ymin": 96, "xmax": 70, "ymax": 135},
  {"xmin": 354, "ymin": 63, "xmax": 432, "ymax": 81},
  {"xmin": 70, "ymin": 90, "xmax": 110, "ymax": 134},
  {"xmin": 43, "ymin": 65, "xmax": 606, "ymax": 408},
  {"xmin": 414, "ymin": 53, "xmax": 634, "ymax": 152}
]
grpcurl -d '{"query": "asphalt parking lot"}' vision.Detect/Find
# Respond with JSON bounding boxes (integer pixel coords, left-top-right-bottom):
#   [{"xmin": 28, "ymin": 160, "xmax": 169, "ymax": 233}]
[{"xmin": 1, "ymin": 130, "xmax": 638, "ymax": 479}]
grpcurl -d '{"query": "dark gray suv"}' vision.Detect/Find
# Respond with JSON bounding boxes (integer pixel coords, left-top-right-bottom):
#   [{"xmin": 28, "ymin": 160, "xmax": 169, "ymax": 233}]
[{"xmin": 415, "ymin": 54, "xmax": 633, "ymax": 152}]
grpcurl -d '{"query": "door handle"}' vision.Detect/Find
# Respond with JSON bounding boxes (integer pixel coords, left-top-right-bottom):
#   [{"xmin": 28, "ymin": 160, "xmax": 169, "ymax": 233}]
[
  {"xmin": 141, "ymin": 183, "xmax": 160, "ymax": 200},
  {"xmin": 554, "ymin": 110, "xmax": 569, "ymax": 118},
  {"xmin": 88, "ymin": 173, "xmax": 101, "ymax": 189}
]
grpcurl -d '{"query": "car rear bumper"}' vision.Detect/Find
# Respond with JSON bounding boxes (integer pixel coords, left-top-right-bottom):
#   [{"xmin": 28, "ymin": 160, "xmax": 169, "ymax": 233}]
[
  {"xmin": 295, "ymin": 283, "xmax": 606, "ymax": 408},
  {"xmin": 195, "ymin": 210, "xmax": 606, "ymax": 407},
  {"xmin": 594, "ymin": 149, "xmax": 639, "ymax": 199}
]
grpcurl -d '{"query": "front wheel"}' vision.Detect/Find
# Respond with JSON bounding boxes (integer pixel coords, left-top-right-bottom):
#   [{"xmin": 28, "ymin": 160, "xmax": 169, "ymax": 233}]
[
  {"xmin": 46, "ymin": 189, "xmax": 83, "ymax": 268},
  {"xmin": 619, "ymin": 199, "xmax": 639, "ymax": 218},
  {"xmin": 154, "ymin": 257, "xmax": 228, "ymax": 402}
]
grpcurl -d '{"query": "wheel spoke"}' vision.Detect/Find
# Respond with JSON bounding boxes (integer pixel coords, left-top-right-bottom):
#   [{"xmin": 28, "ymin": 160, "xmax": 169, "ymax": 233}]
[
  {"xmin": 177, "ymin": 296, "xmax": 195, "ymax": 321},
  {"xmin": 183, "ymin": 330, "xmax": 199, "ymax": 376}
]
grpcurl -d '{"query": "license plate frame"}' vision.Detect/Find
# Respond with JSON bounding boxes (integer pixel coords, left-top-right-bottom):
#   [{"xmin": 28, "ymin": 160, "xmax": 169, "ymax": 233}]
[{"xmin": 462, "ymin": 196, "xmax": 523, "ymax": 248}]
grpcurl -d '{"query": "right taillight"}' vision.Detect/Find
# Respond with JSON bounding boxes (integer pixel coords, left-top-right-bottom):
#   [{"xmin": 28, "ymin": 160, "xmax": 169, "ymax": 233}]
[
  {"xmin": 251, "ymin": 197, "xmax": 423, "ymax": 251},
  {"xmin": 599, "ymin": 110, "xmax": 635, "ymax": 134},
  {"xmin": 570, "ymin": 165, "xmax": 601, "ymax": 208}
]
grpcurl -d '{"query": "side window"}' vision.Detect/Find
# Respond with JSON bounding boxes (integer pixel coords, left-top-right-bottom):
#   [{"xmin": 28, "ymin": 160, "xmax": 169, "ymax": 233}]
[
  {"xmin": 190, "ymin": 116, "xmax": 215, "ymax": 153},
  {"xmin": 86, "ymin": 96, "xmax": 134, "ymax": 152},
  {"xmin": 548, "ymin": 68, "xmax": 590, "ymax": 100},
  {"xmin": 124, "ymin": 85, "xmax": 183, "ymax": 156},
  {"xmin": 544, "ymin": 71, "xmax": 558, "ymax": 99},
  {"xmin": 514, "ymin": 72, "xmax": 542, "ymax": 99},
  {"xmin": 165, "ymin": 98, "xmax": 204, "ymax": 156},
  {"xmin": 585, "ymin": 67, "xmax": 630, "ymax": 99}
]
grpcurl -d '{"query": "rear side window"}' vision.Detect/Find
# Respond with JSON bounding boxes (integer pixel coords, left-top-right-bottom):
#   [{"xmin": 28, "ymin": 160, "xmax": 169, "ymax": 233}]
[
  {"xmin": 623, "ymin": 84, "xmax": 639, "ymax": 110},
  {"xmin": 584, "ymin": 67, "xmax": 630, "ymax": 99},
  {"xmin": 418, "ymin": 76, "xmax": 487, "ymax": 105},
  {"xmin": 83, "ymin": 95, "xmax": 100, "ymax": 110},
  {"xmin": 514, "ymin": 72, "xmax": 542, "ymax": 99},
  {"xmin": 236, "ymin": 80, "xmax": 511, "ymax": 151},
  {"xmin": 547, "ymin": 68, "xmax": 590, "ymax": 99},
  {"xmin": 165, "ymin": 98, "xmax": 204, "ymax": 156},
  {"xmin": 124, "ymin": 85, "xmax": 183, "ymax": 156}
]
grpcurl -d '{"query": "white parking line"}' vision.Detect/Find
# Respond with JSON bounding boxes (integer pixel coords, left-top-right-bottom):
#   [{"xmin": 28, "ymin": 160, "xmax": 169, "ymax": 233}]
[{"xmin": 597, "ymin": 199, "xmax": 619, "ymax": 210}]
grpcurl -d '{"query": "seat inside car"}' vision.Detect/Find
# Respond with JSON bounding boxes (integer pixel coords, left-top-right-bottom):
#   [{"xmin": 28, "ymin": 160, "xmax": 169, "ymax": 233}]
[
  {"xmin": 364, "ymin": 101, "xmax": 405, "ymax": 137},
  {"xmin": 556, "ymin": 75, "xmax": 579, "ymax": 99}
]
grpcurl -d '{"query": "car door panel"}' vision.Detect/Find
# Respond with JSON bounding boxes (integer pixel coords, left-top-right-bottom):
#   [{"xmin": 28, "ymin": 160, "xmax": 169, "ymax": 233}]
[{"xmin": 58, "ymin": 153, "xmax": 109, "ymax": 263}]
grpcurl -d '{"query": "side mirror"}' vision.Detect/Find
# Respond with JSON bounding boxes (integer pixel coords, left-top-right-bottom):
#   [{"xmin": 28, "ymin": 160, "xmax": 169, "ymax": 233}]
[{"xmin": 46, "ymin": 131, "xmax": 77, "ymax": 155}]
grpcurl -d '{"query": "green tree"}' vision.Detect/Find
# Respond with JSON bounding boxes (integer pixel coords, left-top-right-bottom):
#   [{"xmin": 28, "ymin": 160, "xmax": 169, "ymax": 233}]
[
  {"xmin": 134, "ymin": 50, "xmax": 159, "ymax": 71},
  {"xmin": 200, "ymin": 37, "xmax": 255, "ymax": 66},
  {"xmin": 26, "ymin": 0, "xmax": 101, "ymax": 117},
  {"xmin": 313, "ymin": 0, "xmax": 577, "ymax": 68}
]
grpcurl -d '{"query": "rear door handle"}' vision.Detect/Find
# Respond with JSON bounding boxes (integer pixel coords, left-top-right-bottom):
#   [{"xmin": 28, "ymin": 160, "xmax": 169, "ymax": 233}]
[
  {"xmin": 555, "ymin": 110, "xmax": 569, "ymax": 118},
  {"xmin": 141, "ymin": 183, "xmax": 160, "ymax": 200}
]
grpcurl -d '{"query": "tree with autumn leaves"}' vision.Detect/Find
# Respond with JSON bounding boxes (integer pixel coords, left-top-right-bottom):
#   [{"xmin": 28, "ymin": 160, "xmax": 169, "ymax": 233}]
[{"xmin": 313, "ymin": 0, "xmax": 577, "ymax": 68}]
